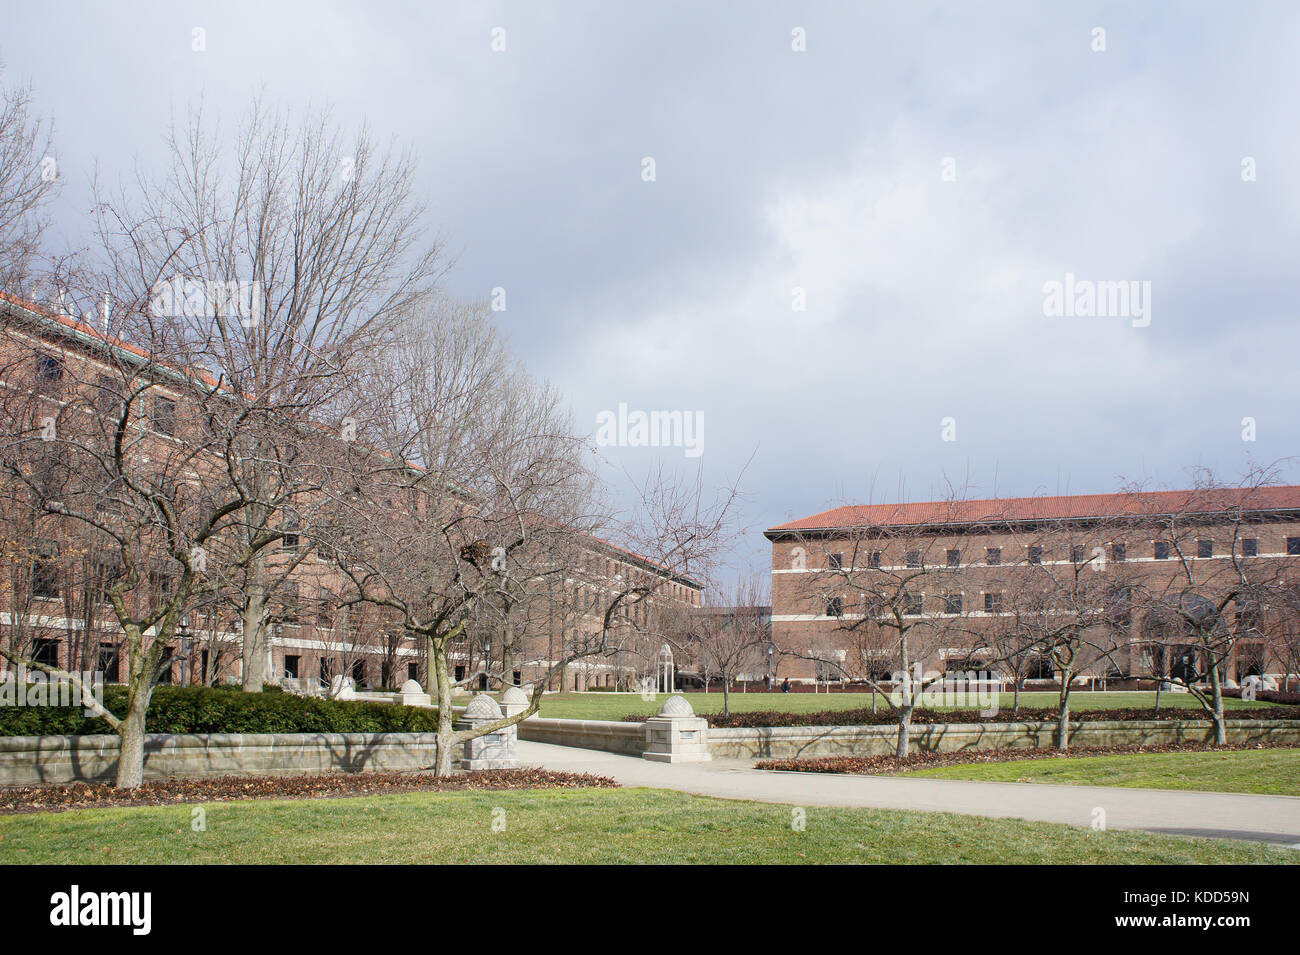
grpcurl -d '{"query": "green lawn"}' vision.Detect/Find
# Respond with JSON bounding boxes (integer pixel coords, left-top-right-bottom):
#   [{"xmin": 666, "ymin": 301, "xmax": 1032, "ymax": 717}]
[
  {"xmin": 903, "ymin": 748, "xmax": 1300, "ymax": 796},
  {"xmin": 0, "ymin": 787, "xmax": 1294, "ymax": 864},
  {"xmin": 536, "ymin": 690, "xmax": 1276, "ymax": 722}
]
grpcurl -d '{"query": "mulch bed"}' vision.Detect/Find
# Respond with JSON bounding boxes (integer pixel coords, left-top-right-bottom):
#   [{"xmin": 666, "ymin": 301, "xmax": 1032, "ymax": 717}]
[
  {"xmin": 0, "ymin": 768, "xmax": 618, "ymax": 815},
  {"xmin": 631, "ymin": 705, "xmax": 1300, "ymax": 728},
  {"xmin": 755, "ymin": 740, "xmax": 1300, "ymax": 775}
]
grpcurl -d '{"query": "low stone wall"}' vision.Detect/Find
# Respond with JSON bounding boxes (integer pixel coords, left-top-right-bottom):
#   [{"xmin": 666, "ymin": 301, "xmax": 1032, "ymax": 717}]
[
  {"xmin": 0, "ymin": 732, "xmax": 440, "ymax": 787},
  {"xmin": 707, "ymin": 719, "xmax": 1300, "ymax": 760},
  {"xmin": 513, "ymin": 714, "xmax": 1300, "ymax": 760},
  {"xmin": 517, "ymin": 717, "xmax": 645, "ymax": 755}
]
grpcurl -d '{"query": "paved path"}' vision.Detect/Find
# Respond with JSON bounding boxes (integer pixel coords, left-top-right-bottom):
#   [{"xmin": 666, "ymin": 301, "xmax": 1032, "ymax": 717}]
[{"xmin": 517, "ymin": 740, "xmax": 1300, "ymax": 846}]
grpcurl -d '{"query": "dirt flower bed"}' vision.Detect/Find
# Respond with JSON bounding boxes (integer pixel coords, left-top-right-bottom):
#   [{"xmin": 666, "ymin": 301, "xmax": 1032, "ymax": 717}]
[
  {"xmin": 0, "ymin": 768, "xmax": 618, "ymax": 815},
  {"xmin": 625, "ymin": 705, "xmax": 1300, "ymax": 729},
  {"xmin": 755, "ymin": 740, "xmax": 1300, "ymax": 775}
]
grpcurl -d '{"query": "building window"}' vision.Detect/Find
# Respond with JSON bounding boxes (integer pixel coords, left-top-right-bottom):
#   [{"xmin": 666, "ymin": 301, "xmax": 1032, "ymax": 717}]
[
  {"xmin": 281, "ymin": 513, "xmax": 300, "ymax": 551},
  {"xmin": 98, "ymin": 643, "xmax": 121, "ymax": 683},
  {"xmin": 281, "ymin": 583, "xmax": 299, "ymax": 624},
  {"xmin": 1197, "ymin": 539, "xmax": 1213, "ymax": 559},
  {"xmin": 35, "ymin": 353, "xmax": 64, "ymax": 397},
  {"xmin": 986, "ymin": 547, "xmax": 1001, "ymax": 566},
  {"xmin": 903, "ymin": 592, "xmax": 922, "ymax": 615},
  {"xmin": 868, "ymin": 551, "xmax": 882, "ymax": 568},
  {"xmin": 827, "ymin": 553, "xmax": 842, "ymax": 570},
  {"xmin": 408, "ymin": 662, "xmax": 419, "ymax": 682},
  {"xmin": 1288, "ymin": 537, "xmax": 1300, "ymax": 556},
  {"xmin": 149, "ymin": 565, "xmax": 175, "ymax": 599},
  {"xmin": 1242, "ymin": 538, "xmax": 1258, "ymax": 557},
  {"xmin": 984, "ymin": 592, "xmax": 1004, "ymax": 613},
  {"xmin": 319, "ymin": 657, "xmax": 334, "ymax": 686},
  {"xmin": 1111, "ymin": 543, "xmax": 1126, "ymax": 562},
  {"xmin": 151, "ymin": 396, "xmax": 176, "ymax": 436},
  {"xmin": 826, "ymin": 597, "xmax": 843, "ymax": 617},
  {"xmin": 454, "ymin": 665, "xmax": 466, "ymax": 682},
  {"xmin": 942, "ymin": 593, "xmax": 963, "ymax": 615},
  {"xmin": 1027, "ymin": 545, "xmax": 1043, "ymax": 564},
  {"xmin": 31, "ymin": 638, "xmax": 60, "ymax": 668},
  {"xmin": 905, "ymin": 550, "xmax": 921, "ymax": 568},
  {"xmin": 31, "ymin": 540, "xmax": 60, "ymax": 598},
  {"xmin": 946, "ymin": 549, "xmax": 961, "ymax": 567},
  {"xmin": 351, "ymin": 659, "xmax": 366, "ymax": 685},
  {"xmin": 1154, "ymin": 540, "xmax": 1170, "ymax": 560},
  {"xmin": 91, "ymin": 555, "xmax": 122, "ymax": 605},
  {"xmin": 156, "ymin": 647, "xmax": 174, "ymax": 685},
  {"xmin": 94, "ymin": 375, "xmax": 122, "ymax": 419},
  {"xmin": 1070, "ymin": 545, "xmax": 1084, "ymax": 563}
]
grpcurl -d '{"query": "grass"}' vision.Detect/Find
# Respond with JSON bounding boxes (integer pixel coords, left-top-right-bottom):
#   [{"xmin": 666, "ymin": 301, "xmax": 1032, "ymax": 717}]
[
  {"xmin": 0, "ymin": 786, "xmax": 1295, "ymax": 864},
  {"xmin": 901, "ymin": 748, "xmax": 1300, "ymax": 796},
  {"xmin": 536, "ymin": 690, "xmax": 1277, "ymax": 722}
]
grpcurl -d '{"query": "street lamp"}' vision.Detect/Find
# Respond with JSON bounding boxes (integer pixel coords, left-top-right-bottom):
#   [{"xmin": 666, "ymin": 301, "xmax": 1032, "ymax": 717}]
[{"xmin": 178, "ymin": 615, "xmax": 191, "ymax": 687}]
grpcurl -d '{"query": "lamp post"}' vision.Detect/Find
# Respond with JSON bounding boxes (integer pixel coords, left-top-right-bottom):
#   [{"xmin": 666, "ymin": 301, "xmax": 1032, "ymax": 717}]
[{"xmin": 178, "ymin": 615, "xmax": 191, "ymax": 688}]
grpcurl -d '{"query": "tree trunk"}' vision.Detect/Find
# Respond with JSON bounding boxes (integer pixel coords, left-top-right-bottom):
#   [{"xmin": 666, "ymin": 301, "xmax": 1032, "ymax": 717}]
[
  {"xmin": 114, "ymin": 691, "xmax": 149, "ymax": 788},
  {"xmin": 432, "ymin": 639, "xmax": 457, "ymax": 777},
  {"xmin": 1012, "ymin": 677, "xmax": 1021, "ymax": 717},
  {"xmin": 895, "ymin": 704, "xmax": 913, "ymax": 759},
  {"xmin": 114, "ymin": 634, "xmax": 153, "ymax": 788},
  {"xmin": 1056, "ymin": 686, "xmax": 1071, "ymax": 751},
  {"xmin": 1208, "ymin": 660, "xmax": 1227, "ymax": 745},
  {"xmin": 722, "ymin": 675, "xmax": 731, "ymax": 716},
  {"xmin": 241, "ymin": 581, "xmax": 270, "ymax": 692}
]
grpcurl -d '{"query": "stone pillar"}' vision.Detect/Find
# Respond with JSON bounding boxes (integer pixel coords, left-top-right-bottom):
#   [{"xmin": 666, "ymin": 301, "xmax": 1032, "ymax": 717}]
[
  {"xmin": 643, "ymin": 694, "xmax": 711, "ymax": 763},
  {"xmin": 455, "ymin": 693, "xmax": 518, "ymax": 770},
  {"xmin": 394, "ymin": 679, "xmax": 433, "ymax": 707},
  {"xmin": 499, "ymin": 684, "xmax": 532, "ymax": 719}
]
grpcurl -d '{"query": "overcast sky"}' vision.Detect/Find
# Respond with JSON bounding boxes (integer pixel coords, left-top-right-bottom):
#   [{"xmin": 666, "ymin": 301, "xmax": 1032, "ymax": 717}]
[{"xmin": 5, "ymin": 1, "xmax": 1299, "ymax": 579}]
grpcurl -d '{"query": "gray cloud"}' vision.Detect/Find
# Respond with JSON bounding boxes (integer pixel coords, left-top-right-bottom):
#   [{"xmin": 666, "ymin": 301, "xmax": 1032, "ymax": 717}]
[{"xmin": 5, "ymin": 0, "xmax": 1297, "ymax": 576}]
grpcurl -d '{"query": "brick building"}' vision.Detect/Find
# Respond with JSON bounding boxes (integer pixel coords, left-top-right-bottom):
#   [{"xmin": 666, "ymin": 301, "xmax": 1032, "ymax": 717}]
[
  {"xmin": 0, "ymin": 292, "xmax": 700, "ymax": 691},
  {"xmin": 766, "ymin": 489, "xmax": 1300, "ymax": 687}
]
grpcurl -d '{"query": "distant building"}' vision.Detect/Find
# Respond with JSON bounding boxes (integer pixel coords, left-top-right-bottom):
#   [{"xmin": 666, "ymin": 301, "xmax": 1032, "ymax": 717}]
[{"xmin": 766, "ymin": 489, "xmax": 1300, "ymax": 686}]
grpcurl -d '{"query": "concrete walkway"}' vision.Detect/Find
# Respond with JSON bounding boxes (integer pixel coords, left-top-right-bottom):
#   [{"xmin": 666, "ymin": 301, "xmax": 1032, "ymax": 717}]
[{"xmin": 517, "ymin": 740, "xmax": 1300, "ymax": 846}]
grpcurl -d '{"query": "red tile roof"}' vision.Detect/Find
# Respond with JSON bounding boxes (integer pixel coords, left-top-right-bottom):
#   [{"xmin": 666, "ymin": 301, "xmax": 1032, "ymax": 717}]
[{"xmin": 767, "ymin": 486, "xmax": 1300, "ymax": 535}]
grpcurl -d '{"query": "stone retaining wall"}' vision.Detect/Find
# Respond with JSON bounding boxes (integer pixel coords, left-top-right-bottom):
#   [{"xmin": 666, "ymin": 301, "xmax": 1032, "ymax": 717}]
[
  {"xmin": 0, "ymin": 732, "xmax": 440, "ymax": 787},
  {"xmin": 707, "ymin": 719, "xmax": 1300, "ymax": 759},
  {"xmin": 520, "ymin": 716, "xmax": 1300, "ymax": 760},
  {"xmin": 517, "ymin": 717, "xmax": 645, "ymax": 755}
]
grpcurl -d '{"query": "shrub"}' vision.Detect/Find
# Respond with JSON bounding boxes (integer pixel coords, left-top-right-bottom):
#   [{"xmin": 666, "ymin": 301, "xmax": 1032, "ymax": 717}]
[
  {"xmin": 1222, "ymin": 687, "xmax": 1300, "ymax": 706},
  {"xmin": 0, "ymin": 684, "xmax": 441, "ymax": 736}
]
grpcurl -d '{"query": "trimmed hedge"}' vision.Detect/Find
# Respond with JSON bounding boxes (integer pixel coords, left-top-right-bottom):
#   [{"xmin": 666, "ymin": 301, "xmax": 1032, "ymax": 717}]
[
  {"xmin": 621, "ymin": 704, "xmax": 1300, "ymax": 729},
  {"xmin": 0, "ymin": 684, "xmax": 441, "ymax": 737},
  {"xmin": 1222, "ymin": 687, "xmax": 1300, "ymax": 706}
]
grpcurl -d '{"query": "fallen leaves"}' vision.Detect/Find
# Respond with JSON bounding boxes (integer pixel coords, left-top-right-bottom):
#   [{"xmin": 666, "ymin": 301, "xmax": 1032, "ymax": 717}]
[
  {"xmin": 0, "ymin": 768, "xmax": 617, "ymax": 815},
  {"xmin": 755, "ymin": 740, "xmax": 1299, "ymax": 775}
]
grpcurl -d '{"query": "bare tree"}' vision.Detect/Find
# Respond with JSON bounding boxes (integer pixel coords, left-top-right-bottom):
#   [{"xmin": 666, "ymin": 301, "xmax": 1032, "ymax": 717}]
[
  {"xmin": 325, "ymin": 301, "xmax": 741, "ymax": 773},
  {"xmin": 993, "ymin": 516, "xmax": 1134, "ymax": 749},
  {"xmin": 1125, "ymin": 467, "xmax": 1291, "ymax": 744},
  {"xmin": 0, "ymin": 295, "xmax": 266, "ymax": 786},
  {"xmin": 0, "ymin": 69, "xmax": 58, "ymax": 291},
  {"xmin": 683, "ymin": 574, "xmax": 770, "ymax": 715},
  {"xmin": 91, "ymin": 99, "xmax": 445, "ymax": 690},
  {"xmin": 787, "ymin": 493, "xmax": 973, "ymax": 758}
]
